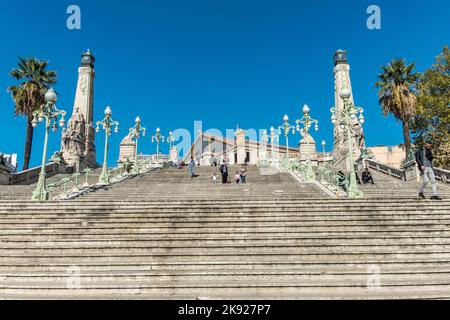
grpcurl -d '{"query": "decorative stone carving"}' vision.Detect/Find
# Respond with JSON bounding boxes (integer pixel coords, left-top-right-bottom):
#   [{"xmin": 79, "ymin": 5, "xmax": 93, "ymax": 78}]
[{"xmin": 61, "ymin": 107, "xmax": 87, "ymax": 161}]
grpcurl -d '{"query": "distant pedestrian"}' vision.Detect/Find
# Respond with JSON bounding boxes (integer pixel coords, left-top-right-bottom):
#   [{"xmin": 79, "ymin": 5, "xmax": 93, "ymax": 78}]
[
  {"xmin": 362, "ymin": 167, "xmax": 374, "ymax": 184},
  {"xmin": 211, "ymin": 172, "xmax": 217, "ymax": 183},
  {"xmin": 124, "ymin": 158, "xmax": 132, "ymax": 174},
  {"xmin": 234, "ymin": 171, "xmax": 241, "ymax": 183},
  {"xmin": 240, "ymin": 166, "xmax": 247, "ymax": 183},
  {"xmin": 416, "ymin": 143, "xmax": 442, "ymax": 200},
  {"xmin": 219, "ymin": 162, "xmax": 229, "ymax": 184},
  {"xmin": 188, "ymin": 157, "xmax": 196, "ymax": 179}
]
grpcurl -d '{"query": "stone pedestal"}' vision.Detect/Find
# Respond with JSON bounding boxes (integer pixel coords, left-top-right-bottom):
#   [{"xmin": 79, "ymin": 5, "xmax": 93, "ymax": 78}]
[
  {"xmin": 170, "ymin": 146, "xmax": 178, "ymax": 163},
  {"xmin": 119, "ymin": 132, "xmax": 136, "ymax": 162},
  {"xmin": 299, "ymin": 135, "xmax": 317, "ymax": 161},
  {"xmin": 403, "ymin": 160, "xmax": 420, "ymax": 182},
  {"xmin": 235, "ymin": 127, "xmax": 246, "ymax": 164}
]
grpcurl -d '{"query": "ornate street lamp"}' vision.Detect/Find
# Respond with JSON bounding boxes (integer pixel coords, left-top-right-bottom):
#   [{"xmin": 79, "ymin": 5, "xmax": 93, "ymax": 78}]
[
  {"xmin": 295, "ymin": 104, "xmax": 319, "ymax": 137},
  {"xmin": 129, "ymin": 116, "xmax": 146, "ymax": 174},
  {"xmin": 95, "ymin": 106, "xmax": 119, "ymax": 184},
  {"xmin": 151, "ymin": 127, "xmax": 165, "ymax": 155},
  {"xmin": 31, "ymin": 88, "xmax": 66, "ymax": 201},
  {"xmin": 330, "ymin": 86, "xmax": 365, "ymax": 198},
  {"xmin": 167, "ymin": 131, "xmax": 175, "ymax": 150},
  {"xmin": 278, "ymin": 115, "xmax": 296, "ymax": 157},
  {"xmin": 295, "ymin": 104, "xmax": 319, "ymax": 182}
]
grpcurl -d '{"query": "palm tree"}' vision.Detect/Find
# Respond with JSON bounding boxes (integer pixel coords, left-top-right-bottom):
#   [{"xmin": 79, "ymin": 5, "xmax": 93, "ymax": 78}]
[
  {"xmin": 375, "ymin": 58, "xmax": 420, "ymax": 159},
  {"xmin": 8, "ymin": 57, "xmax": 57, "ymax": 170}
]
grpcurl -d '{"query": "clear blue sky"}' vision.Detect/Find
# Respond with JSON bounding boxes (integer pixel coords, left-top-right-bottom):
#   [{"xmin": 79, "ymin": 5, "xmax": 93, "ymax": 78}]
[{"xmin": 1, "ymin": 0, "xmax": 449, "ymax": 167}]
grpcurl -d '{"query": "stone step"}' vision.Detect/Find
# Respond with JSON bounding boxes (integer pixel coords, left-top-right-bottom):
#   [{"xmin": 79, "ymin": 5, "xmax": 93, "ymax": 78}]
[
  {"xmin": 1, "ymin": 252, "xmax": 449, "ymax": 264},
  {"xmin": 2, "ymin": 286, "xmax": 449, "ymax": 299},
  {"xmin": 0, "ymin": 262, "xmax": 448, "ymax": 273},
  {"xmin": 2, "ymin": 231, "xmax": 450, "ymax": 240},
  {"xmin": 2, "ymin": 245, "xmax": 450, "ymax": 257},
  {"xmin": 2, "ymin": 238, "xmax": 450, "ymax": 249},
  {"xmin": 1, "ymin": 272, "xmax": 450, "ymax": 287}
]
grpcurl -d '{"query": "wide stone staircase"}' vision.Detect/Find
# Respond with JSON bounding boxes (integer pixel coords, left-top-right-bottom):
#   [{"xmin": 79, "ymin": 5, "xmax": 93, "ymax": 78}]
[{"xmin": 1, "ymin": 165, "xmax": 450, "ymax": 299}]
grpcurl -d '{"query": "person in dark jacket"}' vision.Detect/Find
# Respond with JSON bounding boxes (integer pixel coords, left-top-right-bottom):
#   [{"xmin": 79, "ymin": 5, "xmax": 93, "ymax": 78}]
[
  {"xmin": 362, "ymin": 167, "xmax": 374, "ymax": 184},
  {"xmin": 415, "ymin": 143, "xmax": 441, "ymax": 200},
  {"xmin": 219, "ymin": 162, "xmax": 229, "ymax": 184}
]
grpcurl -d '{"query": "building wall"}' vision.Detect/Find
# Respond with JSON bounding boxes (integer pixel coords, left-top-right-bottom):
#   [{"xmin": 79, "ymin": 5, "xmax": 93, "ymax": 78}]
[{"xmin": 368, "ymin": 145, "xmax": 406, "ymax": 168}]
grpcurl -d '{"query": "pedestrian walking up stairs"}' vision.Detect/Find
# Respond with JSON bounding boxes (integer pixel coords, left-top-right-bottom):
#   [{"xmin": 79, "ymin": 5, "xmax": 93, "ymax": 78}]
[{"xmin": 1, "ymin": 165, "xmax": 450, "ymax": 299}]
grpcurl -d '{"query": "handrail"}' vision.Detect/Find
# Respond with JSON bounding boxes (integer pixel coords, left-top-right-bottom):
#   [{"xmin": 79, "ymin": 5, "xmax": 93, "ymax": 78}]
[
  {"xmin": 365, "ymin": 158, "xmax": 449, "ymax": 185},
  {"xmin": 365, "ymin": 159, "xmax": 406, "ymax": 180}
]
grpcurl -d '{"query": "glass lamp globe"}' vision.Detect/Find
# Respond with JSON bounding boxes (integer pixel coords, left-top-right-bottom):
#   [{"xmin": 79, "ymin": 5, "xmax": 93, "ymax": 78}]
[
  {"xmin": 45, "ymin": 88, "xmax": 57, "ymax": 103},
  {"xmin": 302, "ymin": 104, "xmax": 310, "ymax": 114},
  {"xmin": 340, "ymin": 87, "xmax": 351, "ymax": 99},
  {"xmin": 104, "ymin": 106, "xmax": 112, "ymax": 116}
]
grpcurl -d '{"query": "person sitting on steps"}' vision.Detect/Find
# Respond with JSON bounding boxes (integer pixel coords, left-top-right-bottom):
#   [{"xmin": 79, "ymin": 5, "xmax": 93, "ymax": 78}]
[
  {"xmin": 234, "ymin": 171, "xmax": 241, "ymax": 183},
  {"xmin": 362, "ymin": 167, "xmax": 374, "ymax": 184}
]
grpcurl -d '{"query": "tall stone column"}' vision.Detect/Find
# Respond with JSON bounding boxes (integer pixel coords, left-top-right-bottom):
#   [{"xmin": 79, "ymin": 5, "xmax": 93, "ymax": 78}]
[
  {"xmin": 235, "ymin": 127, "xmax": 246, "ymax": 164},
  {"xmin": 61, "ymin": 50, "xmax": 97, "ymax": 169},
  {"xmin": 332, "ymin": 50, "xmax": 365, "ymax": 169}
]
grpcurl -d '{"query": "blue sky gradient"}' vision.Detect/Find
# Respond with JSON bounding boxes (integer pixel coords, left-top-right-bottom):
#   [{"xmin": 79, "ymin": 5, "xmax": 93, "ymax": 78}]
[{"xmin": 1, "ymin": 0, "xmax": 449, "ymax": 167}]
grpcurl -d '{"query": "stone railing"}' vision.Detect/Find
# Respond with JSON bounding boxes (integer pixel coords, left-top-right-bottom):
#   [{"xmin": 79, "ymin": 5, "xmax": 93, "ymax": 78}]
[
  {"xmin": 365, "ymin": 159, "xmax": 406, "ymax": 180},
  {"xmin": 316, "ymin": 165, "xmax": 348, "ymax": 197},
  {"xmin": 7, "ymin": 162, "xmax": 73, "ymax": 185},
  {"xmin": 365, "ymin": 159, "xmax": 450, "ymax": 185},
  {"xmin": 434, "ymin": 167, "xmax": 450, "ymax": 184},
  {"xmin": 53, "ymin": 158, "xmax": 160, "ymax": 200}
]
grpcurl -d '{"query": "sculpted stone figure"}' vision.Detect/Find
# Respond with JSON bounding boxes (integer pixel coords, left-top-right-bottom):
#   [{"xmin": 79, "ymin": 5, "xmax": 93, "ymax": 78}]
[{"xmin": 62, "ymin": 107, "xmax": 86, "ymax": 157}]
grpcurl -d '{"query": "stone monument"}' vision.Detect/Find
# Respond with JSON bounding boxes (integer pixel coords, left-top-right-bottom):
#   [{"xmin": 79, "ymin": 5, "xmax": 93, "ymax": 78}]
[
  {"xmin": 119, "ymin": 132, "xmax": 136, "ymax": 163},
  {"xmin": 299, "ymin": 134, "xmax": 317, "ymax": 161},
  {"xmin": 61, "ymin": 50, "xmax": 97, "ymax": 169},
  {"xmin": 332, "ymin": 50, "xmax": 366, "ymax": 168}
]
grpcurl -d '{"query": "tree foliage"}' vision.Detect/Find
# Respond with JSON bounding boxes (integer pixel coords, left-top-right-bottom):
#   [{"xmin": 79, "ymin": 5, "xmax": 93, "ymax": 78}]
[
  {"xmin": 412, "ymin": 46, "xmax": 450, "ymax": 168},
  {"xmin": 375, "ymin": 59, "xmax": 420, "ymax": 159},
  {"xmin": 7, "ymin": 57, "xmax": 57, "ymax": 170}
]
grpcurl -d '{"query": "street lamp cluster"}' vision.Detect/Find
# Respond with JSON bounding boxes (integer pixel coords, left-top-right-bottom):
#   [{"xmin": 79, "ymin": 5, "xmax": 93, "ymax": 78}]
[
  {"xmin": 272, "ymin": 104, "xmax": 320, "ymax": 158},
  {"xmin": 330, "ymin": 86, "xmax": 365, "ymax": 198},
  {"xmin": 31, "ymin": 88, "xmax": 174, "ymax": 200}
]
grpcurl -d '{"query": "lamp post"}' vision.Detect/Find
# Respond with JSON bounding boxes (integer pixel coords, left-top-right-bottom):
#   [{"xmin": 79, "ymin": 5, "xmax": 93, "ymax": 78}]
[
  {"xmin": 152, "ymin": 127, "xmax": 165, "ymax": 156},
  {"xmin": 278, "ymin": 115, "xmax": 296, "ymax": 158},
  {"xmin": 167, "ymin": 131, "xmax": 175, "ymax": 149},
  {"xmin": 321, "ymin": 140, "xmax": 326, "ymax": 154},
  {"xmin": 95, "ymin": 106, "xmax": 119, "ymax": 184},
  {"xmin": 295, "ymin": 104, "xmax": 319, "ymax": 182},
  {"xmin": 330, "ymin": 86, "xmax": 365, "ymax": 198},
  {"xmin": 129, "ymin": 116, "xmax": 146, "ymax": 174},
  {"xmin": 31, "ymin": 88, "xmax": 66, "ymax": 201}
]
